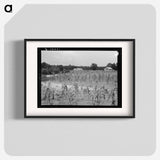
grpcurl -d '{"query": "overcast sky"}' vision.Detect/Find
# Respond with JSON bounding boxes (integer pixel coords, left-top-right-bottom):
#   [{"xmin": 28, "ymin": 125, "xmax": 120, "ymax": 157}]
[{"xmin": 42, "ymin": 50, "xmax": 118, "ymax": 66}]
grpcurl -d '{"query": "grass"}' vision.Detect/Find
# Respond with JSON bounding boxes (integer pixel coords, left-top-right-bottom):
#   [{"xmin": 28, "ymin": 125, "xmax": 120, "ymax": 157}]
[{"xmin": 41, "ymin": 70, "xmax": 118, "ymax": 106}]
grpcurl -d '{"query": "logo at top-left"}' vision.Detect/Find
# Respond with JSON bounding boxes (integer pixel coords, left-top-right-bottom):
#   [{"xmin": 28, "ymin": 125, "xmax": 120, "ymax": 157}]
[{"xmin": 4, "ymin": 4, "xmax": 12, "ymax": 13}]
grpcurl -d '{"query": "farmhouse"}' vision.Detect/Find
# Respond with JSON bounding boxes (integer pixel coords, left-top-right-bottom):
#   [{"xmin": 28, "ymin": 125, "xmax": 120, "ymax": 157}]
[
  {"xmin": 73, "ymin": 68, "xmax": 83, "ymax": 71},
  {"xmin": 104, "ymin": 67, "xmax": 112, "ymax": 71}
]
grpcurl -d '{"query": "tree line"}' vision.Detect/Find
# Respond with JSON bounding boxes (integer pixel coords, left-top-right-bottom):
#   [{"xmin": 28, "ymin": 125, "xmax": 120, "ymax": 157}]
[{"xmin": 41, "ymin": 62, "xmax": 117, "ymax": 75}]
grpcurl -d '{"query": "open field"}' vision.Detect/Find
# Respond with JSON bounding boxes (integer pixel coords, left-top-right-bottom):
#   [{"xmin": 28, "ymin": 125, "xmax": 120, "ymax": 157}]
[{"xmin": 41, "ymin": 70, "xmax": 118, "ymax": 106}]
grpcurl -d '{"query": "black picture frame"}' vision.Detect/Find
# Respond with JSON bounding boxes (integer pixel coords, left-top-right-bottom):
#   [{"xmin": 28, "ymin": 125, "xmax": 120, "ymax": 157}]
[
  {"xmin": 24, "ymin": 39, "xmax": 135, "ymax": 118},
  {"xmin": 38, "ymin": 47, "xmax": 122, "ymax": 108}
]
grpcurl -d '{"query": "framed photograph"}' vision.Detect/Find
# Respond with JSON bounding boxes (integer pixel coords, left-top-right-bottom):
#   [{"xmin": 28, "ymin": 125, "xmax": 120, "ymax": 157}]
[{"xmin": 25, "ymin": 39, "xmax": 135, "ymax": 118}]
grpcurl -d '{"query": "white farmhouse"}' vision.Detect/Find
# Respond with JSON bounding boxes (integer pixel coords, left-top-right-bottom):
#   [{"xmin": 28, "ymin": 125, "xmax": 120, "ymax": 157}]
[
  {"xmin": 104, "ymin": 67, "xmax": 112, "ymax": 71},
  {"xmin": 73, "ymin": 68, "xmax": 83, "ymax": 71}
]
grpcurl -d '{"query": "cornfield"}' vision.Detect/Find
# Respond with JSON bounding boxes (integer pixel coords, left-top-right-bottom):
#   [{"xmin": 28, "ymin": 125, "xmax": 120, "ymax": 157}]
[{"xmin": 41, "ymin": 70, "xmax": 118, "ymax": 106}]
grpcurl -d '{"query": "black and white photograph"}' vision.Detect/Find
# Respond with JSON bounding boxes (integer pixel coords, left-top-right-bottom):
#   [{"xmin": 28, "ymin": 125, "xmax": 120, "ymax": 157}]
[
  {"xmin": 25, "ymin": 39, "xmax": 135, "ymax": 117},
  {"xmin": 38, "ymin": 48, "xmax": 122, "ymax": 108}
]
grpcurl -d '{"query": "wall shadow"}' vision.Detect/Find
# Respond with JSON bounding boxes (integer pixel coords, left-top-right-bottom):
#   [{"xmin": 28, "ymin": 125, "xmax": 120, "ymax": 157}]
[{"xmin": 12, "ymin": 40, "xmax": 24, "ymax": 119}]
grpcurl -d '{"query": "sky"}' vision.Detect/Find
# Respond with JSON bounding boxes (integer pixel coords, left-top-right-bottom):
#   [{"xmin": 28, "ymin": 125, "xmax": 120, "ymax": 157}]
[{"xmin": 42, "ymin": 50, "xmax": 118, "ymax": 66}]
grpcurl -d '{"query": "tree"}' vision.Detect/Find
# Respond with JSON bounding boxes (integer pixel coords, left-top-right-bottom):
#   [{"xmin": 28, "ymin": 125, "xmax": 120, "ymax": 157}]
[
  {"xmin": 41, "ymin": 62, "xmax": 50, "ymax": 68},
  {"xmin": 41, "ymin": 68, "xmax": 50, "ymax": 75},
  {"xmin": 106, "ymin": 63, "xmax": 113, "ymax": 68},
  {"xmin": 90, "ymin": 63, "xmax": 98, "ymax": 70},
  {"xmin": 58, "ymin": 65, "xmax": 63, "ymax": 72},
  {"xmin": 112, "ymin": 63, "xmax": 117, "ymax": 70},
  {"xmin": 106, "ymin": 63, "xmax": 118, "ymax": 70}
]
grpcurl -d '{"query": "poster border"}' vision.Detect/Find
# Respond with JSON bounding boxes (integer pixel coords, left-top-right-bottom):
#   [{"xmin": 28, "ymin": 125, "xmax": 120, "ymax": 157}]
[{"xmin": 24, "ymin": 39, "xmax": 135, "ymax": 118}]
